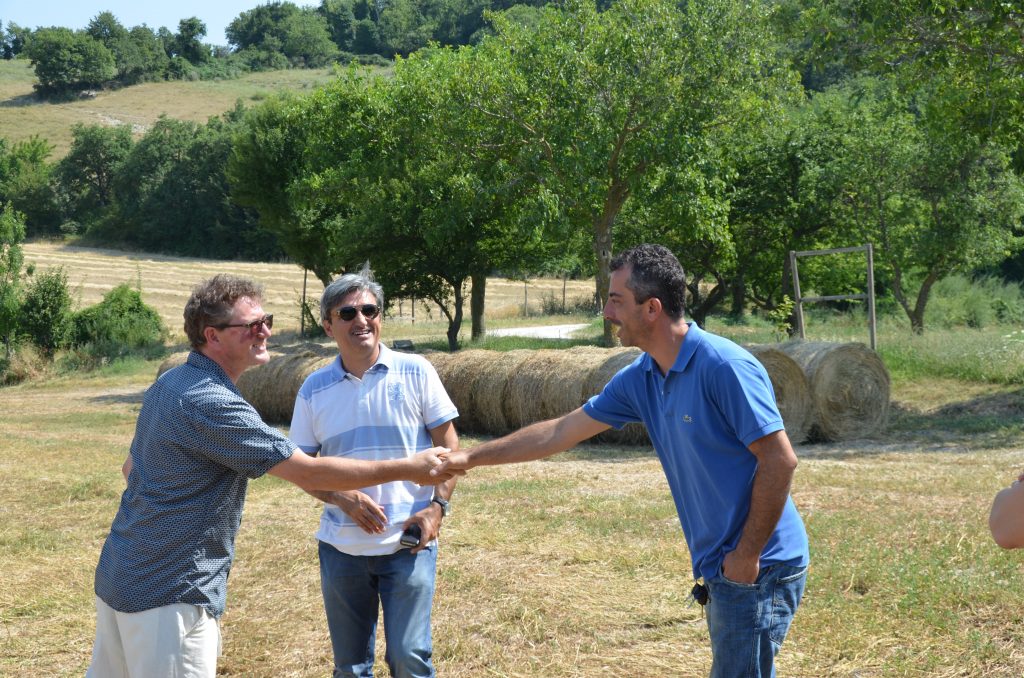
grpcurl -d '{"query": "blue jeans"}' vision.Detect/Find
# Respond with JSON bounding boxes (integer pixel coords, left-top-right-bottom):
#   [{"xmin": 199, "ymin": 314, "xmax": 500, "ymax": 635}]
[
  {"xmin": 705, "ymin": 563, "xmax": 807, "ymax": 678},
  {"xmin": 318, "ymin": 541, "xmax": 437, "ymax": 678}
]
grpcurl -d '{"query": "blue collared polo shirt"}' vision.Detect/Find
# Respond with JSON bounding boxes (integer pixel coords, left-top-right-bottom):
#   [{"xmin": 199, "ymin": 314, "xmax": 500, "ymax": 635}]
[{"xmin": 583, "ymin": 323, "xmax": 809, "ymax": 581}]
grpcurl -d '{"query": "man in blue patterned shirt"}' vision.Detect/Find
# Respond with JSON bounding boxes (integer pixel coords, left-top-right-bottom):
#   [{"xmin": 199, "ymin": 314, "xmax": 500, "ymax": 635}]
[{"xmin": 86, "ymin": 275, "xmax": 457, "ymax": 678}]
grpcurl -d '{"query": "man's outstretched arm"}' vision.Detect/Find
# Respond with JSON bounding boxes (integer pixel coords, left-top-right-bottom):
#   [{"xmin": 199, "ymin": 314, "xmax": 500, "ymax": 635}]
[
  {"xmin": 432, "ymin": 407, "xmax": 610, "ymax": 475},
  {"xmin": 271, "ymin": 446, "xmax": 459, "ymax": 491}
]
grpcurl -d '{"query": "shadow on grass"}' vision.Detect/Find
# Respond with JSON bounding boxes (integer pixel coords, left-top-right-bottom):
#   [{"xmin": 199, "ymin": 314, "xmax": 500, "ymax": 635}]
[
  {"xmin": 90, "ymin": 390, "xmax": 146, "ymax": 405},
  {"xmin": 0, "ymin": 93, "xmax": 40, "ymax": 107}
]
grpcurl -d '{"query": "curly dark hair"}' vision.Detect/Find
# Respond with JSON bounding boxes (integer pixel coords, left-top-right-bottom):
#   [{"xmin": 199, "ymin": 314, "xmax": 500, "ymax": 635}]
[
  {"xmin": 609, "ymin": 244, "xmax": 687, "ymax": 320},
  {"xmin": 183, "ymin": 275, "xmax": 265, "ymax": 349}
]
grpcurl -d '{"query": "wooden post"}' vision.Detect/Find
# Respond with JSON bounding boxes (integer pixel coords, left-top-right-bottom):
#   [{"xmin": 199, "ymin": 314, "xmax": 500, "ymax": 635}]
[
  {"xmin": 789, "ymin": 250, "xmax": 805, "ymax": 340},
  {"xmin": 866, "ymin": 243, "xmax": 877, "ymax": 351},
  {"xmin": 300, "ymin": 268, "xmax": 308, "ymax": 338}
]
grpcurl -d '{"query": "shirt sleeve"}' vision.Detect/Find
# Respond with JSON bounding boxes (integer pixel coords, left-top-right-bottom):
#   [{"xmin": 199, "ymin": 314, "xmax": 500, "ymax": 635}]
[
  {"xmin": 289, "ymin": 382, "xmax": 322, "ymax": 456},
  {"xmin": 709, "ymin": 359, "xmax": 785, "ymax": 446},
  {"xmin": 186, "ymin": 396, "xmax": 294, "ymax": 478},
  {"xmin": 582, "ymin": 365, "xmax": 643, "ymax": 430},
  {"xmin": 420, "ymin": 361, "xmax": 458, "ymax": 431}
]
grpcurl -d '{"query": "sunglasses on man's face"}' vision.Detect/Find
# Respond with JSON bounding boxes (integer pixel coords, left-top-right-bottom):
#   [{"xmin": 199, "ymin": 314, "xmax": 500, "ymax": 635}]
[
  {"xmin": 213, "ymin": 314, "xmax": 273, "ymax": 334},
  {"xmin": 333, "ymin": 304, "xmax": 381, "ymax": 322}
]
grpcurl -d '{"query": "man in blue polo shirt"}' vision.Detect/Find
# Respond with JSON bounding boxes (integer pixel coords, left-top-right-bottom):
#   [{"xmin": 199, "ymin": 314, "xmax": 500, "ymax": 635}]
[{"xmin": 433, "ymin": 244, "xmax": 809, "ymax": 677}]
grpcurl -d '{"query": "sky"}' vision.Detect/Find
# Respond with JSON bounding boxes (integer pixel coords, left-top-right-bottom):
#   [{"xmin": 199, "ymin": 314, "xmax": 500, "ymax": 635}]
[{"xmin": 1, "ymin": 0, "xmax": 320, "ymax": 48}]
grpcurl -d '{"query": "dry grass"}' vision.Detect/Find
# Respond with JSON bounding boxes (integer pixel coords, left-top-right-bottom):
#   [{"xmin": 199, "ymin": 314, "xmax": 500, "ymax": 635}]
[
  {"xmin": 3, "ymin": 357, "xmax": 1024, "ymax": 677},
  {"xmin": 0, "ymin": 60, "xmax": 339, "ymax": 158},
  {"xmin": 21, "ymin": 240, "xmax": 598, "ymax": 343}
]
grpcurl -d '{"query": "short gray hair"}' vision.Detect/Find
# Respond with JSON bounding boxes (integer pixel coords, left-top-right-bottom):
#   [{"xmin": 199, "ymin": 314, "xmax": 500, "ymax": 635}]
[{"xmin": 320, "ymin": 263, "xmax": 384, "ymax": 323}]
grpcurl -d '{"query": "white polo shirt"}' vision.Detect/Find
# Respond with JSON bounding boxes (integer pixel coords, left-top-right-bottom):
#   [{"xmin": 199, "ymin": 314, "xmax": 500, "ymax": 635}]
[{"xmin": 289, "ymin": 344, "xmax": 458, "ymax": 556}]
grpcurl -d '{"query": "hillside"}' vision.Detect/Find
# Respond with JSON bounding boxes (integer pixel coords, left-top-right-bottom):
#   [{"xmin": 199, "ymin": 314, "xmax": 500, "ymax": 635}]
[{"xmin": 0, "ymin": 59, "xmax": 343, "ymax": 158}]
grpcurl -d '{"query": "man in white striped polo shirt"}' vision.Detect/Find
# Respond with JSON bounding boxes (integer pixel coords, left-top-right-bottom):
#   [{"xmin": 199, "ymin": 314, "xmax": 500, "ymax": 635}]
[{"xmin": 289, "ymin": 264, "xmax": 459, "ymax": 678}]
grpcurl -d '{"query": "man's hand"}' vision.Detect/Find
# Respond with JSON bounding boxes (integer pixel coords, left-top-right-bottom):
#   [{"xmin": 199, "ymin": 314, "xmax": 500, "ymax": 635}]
[
  {"xmin": 406, "ymin": 447, "xmax": 463, "ymax": 485},
  {"xmin": 722, "ymin": 549, "xmax": 760, "ymax": 585},
  {"xmin": 331, "ymin": 490, "xmax": 387, "ymax": 534},
  {"xmin": 431, "ymin": 449, "xmax": 471, "ymax": 477},
  {"xmin": 403, "ymin": 503, "xmax": 444, "ymax": 554}
]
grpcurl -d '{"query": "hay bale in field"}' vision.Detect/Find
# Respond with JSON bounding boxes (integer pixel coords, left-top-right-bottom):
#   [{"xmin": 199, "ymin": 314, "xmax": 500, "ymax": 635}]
[
  {"xmin": 778, "ymin": 340, "xmax": 890, "ymax": 442},
  {"xmin": 471, "ymin": 349, "xmax": 535, "ymax": 434},
  {"xmin": 581, "ymin": 348, "xmax": 649, "ymax": 445},
  {"xmin": 155, "ymin": 351, "xmax": 189, "ymax": 379},
  {"xmin": 745, "ymin": 345, "xmax": 813, "ymax": 445},
  {"xmin": 538, "ymin": 346, "xmax": 620, "ymax": 421},
  {"xmin": 237, "ymin": 350, "xmax": 333, "ymax": 424},
  {"xmin": 504, "ymin": 349, "xmax": 578, "ymax": 429},
  {"xmin": 425, "ymin": 350, "xmax": 483, "ymax": 434}
]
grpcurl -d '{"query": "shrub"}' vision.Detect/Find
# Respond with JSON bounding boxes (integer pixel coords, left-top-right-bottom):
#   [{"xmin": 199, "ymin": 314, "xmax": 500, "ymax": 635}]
[
  {"xmin": 20, "ymin": 267, "xmax": 73, "ymax": 354},
  {"xmin": 71, "ymin": 283, "xmax": 165, "ymax": 358},
  {"xmin": 924, "ymin": 274, "xmax": 1024, "ymax": 329}
]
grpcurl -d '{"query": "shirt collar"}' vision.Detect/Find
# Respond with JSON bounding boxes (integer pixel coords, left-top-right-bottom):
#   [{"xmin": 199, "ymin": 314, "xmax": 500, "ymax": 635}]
[
  {"xmin": 187, "ymin": 349, "xmax": 237, "ymax": 387},
  {"xmin": 334, "ymin": 342, "xmax": 392, "ymax": 377},
  {"xmin": 639, "ymin": 322, "xmax": 701, "ymax": 375}
]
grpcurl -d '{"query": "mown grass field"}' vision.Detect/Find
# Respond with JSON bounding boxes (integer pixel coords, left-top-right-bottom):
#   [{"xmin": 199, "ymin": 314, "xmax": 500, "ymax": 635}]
[
  {"xmin": 0, "ymin": 59, "xmax": 344, "ymax": 158},
  {"xmin": 21, "ymin": 240, "xmax": 600, "ymax": 344},
  {"xmin": 5, "ymin": 245, "xmax": 1024, "ymax": 676}
]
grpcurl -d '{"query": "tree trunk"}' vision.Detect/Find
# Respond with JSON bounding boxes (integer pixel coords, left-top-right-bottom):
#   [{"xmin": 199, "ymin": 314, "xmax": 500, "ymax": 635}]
[
  {"xmin": 729, "ymin": 273, "xmax": 746, "ymax": 318},
  {"xmin": 470, "ymin": 272, "xmax": 486, "ymax": 341},
  {"xmin": 908, "ymin": 268, "xmax": 941, "ymax": 335},
  {"xmin": 447, "ymin": 283, "xmax": 465, "ymax": 351}
]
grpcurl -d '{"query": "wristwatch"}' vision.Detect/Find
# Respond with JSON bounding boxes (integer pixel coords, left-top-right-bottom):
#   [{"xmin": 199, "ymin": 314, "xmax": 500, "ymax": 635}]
[{"xmin": 431, "ymin": 496, "xmax": 450, "ymax": 517}]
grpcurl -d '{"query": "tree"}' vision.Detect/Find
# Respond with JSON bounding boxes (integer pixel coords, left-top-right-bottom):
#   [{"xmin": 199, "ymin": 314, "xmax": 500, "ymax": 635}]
[
  {"xmin": 0, "ymin": 136, "xmax": 62, "ymax": 237},
  {"xmin": 463, "ymin": 0, "xmax": 792, "ymax": 343},
  {"xmin": 320, "ymin": 0, "xmax": 356, "ymax": 51},
  {"xmin": 835, "ymin": 81, "xmax": 1024, "ymax": 332},
  {"xmin": 0, "ymin": 203, "xmax": 25, "ymax": 358},
  {"xmin": 173, "ymin": 17, "xmax": 209, "ymax": 64},
  {"xmin": 25, "ymin": 27, "xmax": 116, "ymax": 95},
  {"xmin": 229, "ymin": 92, "xmax": 346, "ymax": 284},
  {"xmin": 20, "ymin": 267, "xmax": 73, "ymax": 354},
  {"xmin": 56, "ymin": 123, "xmax": 133, "ymax": 227}
]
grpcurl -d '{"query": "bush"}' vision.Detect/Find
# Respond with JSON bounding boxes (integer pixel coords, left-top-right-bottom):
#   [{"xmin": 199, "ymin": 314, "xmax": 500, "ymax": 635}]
[
  {"xmin": 71, "ymin": 283, "xmax": 165, "ymax": 358},
  {"xmin": 924, "ymin": 274, "xmax": 1024, "ymax": 329},
  {"xmin": 20, "ymin": 267, "xmax": 73, "ymax": 354}
]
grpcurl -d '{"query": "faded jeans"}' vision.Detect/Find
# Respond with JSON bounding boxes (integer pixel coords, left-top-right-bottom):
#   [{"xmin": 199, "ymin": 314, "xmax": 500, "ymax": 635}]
[
  {"xmin": 319, "ymin": 540, "xmax": 437, "ymax": 678},
  {"xmin": 705, "ymin": 562, "xmax": 808, "ymax": 678}
]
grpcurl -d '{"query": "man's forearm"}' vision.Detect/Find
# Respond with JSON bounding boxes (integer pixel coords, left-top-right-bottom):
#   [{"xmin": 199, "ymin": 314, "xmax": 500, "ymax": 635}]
[
  {"xmin": 464, "ymin": 408, "xmax": 607, "ymax": 468},
  {"xmin": 734, "ymin": 431, "xmax": 798, "ymax": 560},
  {"xmin": 735, "ymin": 459, "xmax": 794, "ymax": 559}
]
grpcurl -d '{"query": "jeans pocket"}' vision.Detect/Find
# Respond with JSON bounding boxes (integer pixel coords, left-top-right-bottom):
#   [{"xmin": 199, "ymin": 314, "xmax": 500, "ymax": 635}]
[
  {"xmin": 717, "ymin": 563, "xmax": 760, "ymax": 589},
  {"xmin": 768, "ymin": 565, "xmax": 807, "ymax": 646}
]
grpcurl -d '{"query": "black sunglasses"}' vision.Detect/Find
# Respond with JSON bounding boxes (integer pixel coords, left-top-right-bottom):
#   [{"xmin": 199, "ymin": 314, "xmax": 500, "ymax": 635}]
[
  {"xmin": 334, "ymin": 304, "xmax": 381, "ymax": 322},
  {"xmin": 213, "ymin": 314, "xmax": 273, "ymax": 334}
]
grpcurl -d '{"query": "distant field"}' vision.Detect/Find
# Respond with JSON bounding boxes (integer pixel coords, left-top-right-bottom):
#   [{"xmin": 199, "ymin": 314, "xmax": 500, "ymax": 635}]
[
  {"xmin": 21, "ymin": 240, "xmax": 599, "ymax": 342},
  {"xmin": 0, "ymin": 60, "xmax": 347, "ymax": 158}
]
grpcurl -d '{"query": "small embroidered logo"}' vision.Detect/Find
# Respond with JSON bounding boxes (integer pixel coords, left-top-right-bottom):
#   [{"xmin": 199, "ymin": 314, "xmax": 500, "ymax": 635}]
[
  {"xmin": 683, "ymin": 415, "xmax": 693, "ymax": 423},
  {"xmin": 387, "ymin": 383, "xmax": 405, "ymax": 403}
]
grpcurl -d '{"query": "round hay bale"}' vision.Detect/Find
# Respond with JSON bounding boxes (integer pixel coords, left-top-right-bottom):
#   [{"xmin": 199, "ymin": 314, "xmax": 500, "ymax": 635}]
[
  {"xmin": 425, "ymin": 350, "xmax": 482, "ymax": 434},
  {"xmin": 156, "ymin": 351, "xmax": 189, "ymax": 379},
  {"xmin": 745, "ymin": 344, "xmax": 813, "ymax": 445},
  {"xmin": 468, "ymin": 349, "xmax": 536, "ymax": 435},
  {"xmin": 583, "ymin": 348, "xmax": 648, "ymax": 445},
  {"xmin": 778, "ymin": 340, "xmax": 890, "ymax": 442},
  {"xmin": 237, "ymin": 350, "xmax": 333, "ymax": 424},
  {"xmin": 538, "ymin": 346, "xmax": 620, "ymax": 421},
  {"xmin": 504, "ymin": 349, "xmax": 576, "ymax": 429}
]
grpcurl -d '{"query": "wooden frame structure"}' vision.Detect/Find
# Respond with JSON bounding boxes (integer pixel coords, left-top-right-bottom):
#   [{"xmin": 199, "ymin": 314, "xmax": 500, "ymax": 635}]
[{"xmin": 789, "ymin": 244, "xmax": 877, "ymax": 350}]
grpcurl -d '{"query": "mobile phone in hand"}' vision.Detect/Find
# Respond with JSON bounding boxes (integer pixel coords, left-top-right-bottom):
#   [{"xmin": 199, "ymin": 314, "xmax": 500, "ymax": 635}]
[{"xmin": 400, "ymin": 524, "xmax": 422, "ymax": 547}]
